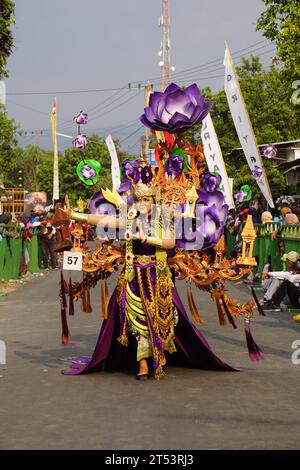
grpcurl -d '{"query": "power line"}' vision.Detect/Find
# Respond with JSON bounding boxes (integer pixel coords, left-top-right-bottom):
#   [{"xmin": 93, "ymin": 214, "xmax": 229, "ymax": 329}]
[
  {"xmin": 6, "ymin": 39, "xmax": 273, "ymax": 97},
  {"xmin": 119, "ymin": 125, "xmax": 144, "ymax": 143},
  {"xmin": 129, "ymin": 39, "xmax": 272, "ymax": 86},
  {"xmin": 7, "ymin": 86, "xmax": 127, "ymax": 96}
]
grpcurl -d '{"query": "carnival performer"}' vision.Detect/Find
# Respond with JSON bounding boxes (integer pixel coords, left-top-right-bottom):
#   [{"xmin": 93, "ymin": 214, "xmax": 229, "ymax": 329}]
[
  {"xmin": 62, "ymin": 175, "xmax": 234, "ymax": 380},
  {"xmin": 59, "ymin": 83, "xmax": 262, "ymax": 380}
]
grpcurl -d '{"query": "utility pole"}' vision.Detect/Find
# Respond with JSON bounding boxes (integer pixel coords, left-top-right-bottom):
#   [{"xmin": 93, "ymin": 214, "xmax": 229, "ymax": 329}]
[
  {"xmin": 34, "ymin": 130, "xmax": 42, "ymax": 147},
  {"xmin": 158, "ymin": 0, "xmax": 174, "ymax": 91},
  {"xmin": 144, "ymin": 83, "xmax": 153, "ymax": 160},
  {"xmin": 127, "ymin": 83, "xmax": 153, "ymax": 162}
]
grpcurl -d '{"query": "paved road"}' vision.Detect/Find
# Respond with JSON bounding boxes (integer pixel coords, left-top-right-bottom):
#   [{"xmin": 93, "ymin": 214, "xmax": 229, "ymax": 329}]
[{"xmin": 0, "ymin": 270, "xmax": 300, "ymax": 450}]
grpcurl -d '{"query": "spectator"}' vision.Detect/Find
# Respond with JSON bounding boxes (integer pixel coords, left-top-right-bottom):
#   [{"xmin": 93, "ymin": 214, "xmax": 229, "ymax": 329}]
[
  {"xmin": 261, "ymin": 211, "xmax": 273, "ymax": 224},
  {"xmin": 37, "ymin": 214, "xmax": 57, "ymax": 269},
  {"xmin": 262, "ymin": 251, "xmax": 300, "ymax": 311},
  {"xmin": 284, "ymin": 213, "xmax": 299, "ymax": 225}
]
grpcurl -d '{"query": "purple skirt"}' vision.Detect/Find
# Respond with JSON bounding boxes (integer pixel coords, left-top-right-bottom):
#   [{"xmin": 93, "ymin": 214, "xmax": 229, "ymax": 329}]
[{"xmin": 62, "ymin": 283, "xmax": 236, "ymax": 375}]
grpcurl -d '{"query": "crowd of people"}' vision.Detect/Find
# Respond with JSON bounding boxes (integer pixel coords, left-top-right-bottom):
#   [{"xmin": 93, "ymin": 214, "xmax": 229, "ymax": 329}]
[
  {"xmin": 225, "ymin": 196, "xmax": 300, "ymax": 323},
  {"xmin": 0, "ymin": 209, "xmax": 58, "ymax": 275}
]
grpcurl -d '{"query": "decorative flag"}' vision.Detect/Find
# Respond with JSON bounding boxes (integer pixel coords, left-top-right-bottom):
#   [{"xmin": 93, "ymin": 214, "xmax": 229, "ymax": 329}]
[
  {"xmin": 51, "ymin": 98, "xmax": 59, "ymax": 201},
  {"xmin": 201, "ymin": 113, "xmax": 235, "ymax": 209},
  {"xmin": 223, "ymin": 45, "xmax": 274, "ymax": 208},
  {"xmin": 0, "ymin": 81, "xmax": 6, "ymax": 105},
  {"xmin": 105, "ymin": 135, "xmax": 120, "ymax": 190}
]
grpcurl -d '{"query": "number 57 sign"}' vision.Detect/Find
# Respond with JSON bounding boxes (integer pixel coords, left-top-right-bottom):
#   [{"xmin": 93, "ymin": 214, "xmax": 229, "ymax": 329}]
[{"xmin": 63, "ymin": 251, "xmax": 83, "ymax": 271}]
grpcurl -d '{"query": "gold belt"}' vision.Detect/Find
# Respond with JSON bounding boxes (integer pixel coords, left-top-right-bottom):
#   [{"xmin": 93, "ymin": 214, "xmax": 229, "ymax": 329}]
[{"xmin": 134, "ymin": 254, "xmax": 156, "ymax": 266}]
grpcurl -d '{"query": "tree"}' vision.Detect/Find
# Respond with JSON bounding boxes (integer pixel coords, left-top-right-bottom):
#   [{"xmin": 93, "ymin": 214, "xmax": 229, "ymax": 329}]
[
  {"xmin": 35, "ymin": 134, "xmax": 132, "ymax": 204},
  {"xmin": 0, "ymin": 0, "xmax": 15, "ymax": 78},
  {"xmin": 183, "ymin": 57, "xmax": 297, "ymax": 197},
  {"xmin": 13, "ymin": 145, "xmax": 54, "ymax": 192},
  {"xmin": 257, "ymin": 0, "xmax": 300, "ymax": 82},
  {"xmin": 0, "ymin": 106, "xmax": 19, "ymax": 186}
]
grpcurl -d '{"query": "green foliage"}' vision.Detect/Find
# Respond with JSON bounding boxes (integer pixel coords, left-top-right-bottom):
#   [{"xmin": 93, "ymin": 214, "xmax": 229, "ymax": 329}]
[
  {"xmin": 13, "ymin": 145, "xmax": 53, "ymax": 192},
  {"xmin": 0, "ymin": 106, "xmax": 19, "ymax": 185},
  {"xmin": 60, "ymin": 134, "xmax": 114, "ymax": 204},
  {"xmin": 257, "ymin": 0, "xmax": 300, "ymax": 82},
  {"xmin": 186, "ymin": 56, "xmax": 299, "ymax": 197},
  {"xmin": 0, "ymin": 0, "xmax": 15, "ymax": 78}
]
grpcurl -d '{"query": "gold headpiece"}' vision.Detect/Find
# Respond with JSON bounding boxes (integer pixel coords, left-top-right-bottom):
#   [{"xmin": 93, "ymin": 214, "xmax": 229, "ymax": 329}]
[{"xmin": 133, "ymin": 181, "xmax": 155, "ymax": 199}]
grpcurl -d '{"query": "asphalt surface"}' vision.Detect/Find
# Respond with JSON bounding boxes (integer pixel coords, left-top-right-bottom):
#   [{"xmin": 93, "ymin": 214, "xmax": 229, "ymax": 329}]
[{"xmin": 0, "ymin": 269, "xmax": 300, "ymax": 450}]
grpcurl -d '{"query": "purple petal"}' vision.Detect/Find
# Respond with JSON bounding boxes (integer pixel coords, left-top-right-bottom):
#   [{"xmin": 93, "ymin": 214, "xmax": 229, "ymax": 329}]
[
  {"xmin": 164, "ymin": 83, "xmax": 181, "ymax": 95},
  {"xmin": 149, "ymin": 92, "xmax": 165, "ymax": 118},
  {"xmin": 184, "ymin": 83, "xmax": 202, "ymax": 106},
  {"xmin": 164, "ymin": 90, "xmax": 191, "ymax": 115}
]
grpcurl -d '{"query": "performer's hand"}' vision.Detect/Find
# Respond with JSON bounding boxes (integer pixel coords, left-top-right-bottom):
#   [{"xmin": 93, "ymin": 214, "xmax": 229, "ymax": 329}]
[{"xmin": 136, "ymin": 221, "xmax": 147, "ymax": 243}]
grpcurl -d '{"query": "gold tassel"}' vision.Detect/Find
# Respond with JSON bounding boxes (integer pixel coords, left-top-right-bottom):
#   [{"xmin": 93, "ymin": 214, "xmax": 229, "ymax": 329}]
[
  {"xmin": 104, "ymin": 279, "xmax": 109, "ymax": 319},
  {"xmin": 187, "ymin": 283, "xmax": 204, "ymax": 324},
  {"xmin": 85, "ymin": 287, "xmax": 93, "ymax": 313},
  {"xmin": 215, "ymin": 295, "xmax": 227, "ymax": 326},
  {"xmin": 100, "ymin": 281, "xmax": 105, "ymax": 318},
  {"xmin": 189, "ymin": 286, "xmax": 204, "ymax": 324},
  {"xmin": 81, "ymin": 285, "xmax": 87, "ymax": 312}
]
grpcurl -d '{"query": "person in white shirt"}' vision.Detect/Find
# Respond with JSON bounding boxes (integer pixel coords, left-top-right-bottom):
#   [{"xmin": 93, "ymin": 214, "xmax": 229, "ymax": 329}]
[{"xmin": 262, "ymin": 251, "xmax": 300, "ymax": 312}]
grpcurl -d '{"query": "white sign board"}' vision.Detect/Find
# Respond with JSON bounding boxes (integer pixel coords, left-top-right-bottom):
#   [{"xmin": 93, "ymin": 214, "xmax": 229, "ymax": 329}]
[{"xmin": 63, "ymin": 251, "xmax": 83, "ymax": 271}]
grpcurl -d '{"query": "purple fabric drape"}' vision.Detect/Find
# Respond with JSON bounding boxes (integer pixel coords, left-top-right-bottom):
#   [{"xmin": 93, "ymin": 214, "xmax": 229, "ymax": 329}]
[{"xmin": 62, "ymin": 283, "xmax": 236, "ymax": 375}]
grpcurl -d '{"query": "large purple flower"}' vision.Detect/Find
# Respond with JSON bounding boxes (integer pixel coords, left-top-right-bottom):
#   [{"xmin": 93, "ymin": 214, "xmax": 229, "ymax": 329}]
[
  {"xmin": 73, "ymin": 111, "xmax": 88, "ymax": 125},
  {"xmin": 72, "ymin": 134, "xmax": 88, "ymax": 150},
  {"xmin": 121, "ymin": 160, "xmax": 140, "ymax": 184},
  {"xmin": 165, "ymin": 154, "xmax": 184, "ymax": 177},
  {"xmin": 140, "ymin": 83, "xmax": 214, "ymax": 134},
  {"xmin": 261, "ymin": 144, "xmax": 277, "ymax": 159},
  {"xmin": 201, "ymin": 172, "xmax": 221, "ymax": 192},
  {"xmin": 175, "ymin": 190, "xmax": 228, "ymax": 250}
]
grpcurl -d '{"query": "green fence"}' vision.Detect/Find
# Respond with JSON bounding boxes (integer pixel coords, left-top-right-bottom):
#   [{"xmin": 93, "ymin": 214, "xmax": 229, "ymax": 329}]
[
  {"xmin": 226, "ymin": 223, "xmax": 300, "ymax": 274},
  {"xmin": 0, "ymin": 233, "xmax": 42, "ymax": 280}
]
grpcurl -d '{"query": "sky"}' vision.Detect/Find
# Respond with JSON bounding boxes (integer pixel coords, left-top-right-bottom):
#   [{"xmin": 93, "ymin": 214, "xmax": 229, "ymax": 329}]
[{"xmin": 5, "ymin": 0, "xmax": 275, "ymax": 155}]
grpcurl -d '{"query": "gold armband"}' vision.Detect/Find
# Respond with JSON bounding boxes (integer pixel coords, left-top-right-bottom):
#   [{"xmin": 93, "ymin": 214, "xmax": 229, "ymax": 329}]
[
  {"xmin": 71, "ymin": 211, "xmax": 89, "ymax": 223},
  {"xmin": 145, "ymin": 236, "xmax": 163, "ymax": 247}
]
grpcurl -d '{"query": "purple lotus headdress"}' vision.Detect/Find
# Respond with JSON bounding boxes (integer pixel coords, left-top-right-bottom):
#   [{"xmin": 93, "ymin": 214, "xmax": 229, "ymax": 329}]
[{"xmin": 140, "ymin": 83, "xmax": 214, "ymax": 134}]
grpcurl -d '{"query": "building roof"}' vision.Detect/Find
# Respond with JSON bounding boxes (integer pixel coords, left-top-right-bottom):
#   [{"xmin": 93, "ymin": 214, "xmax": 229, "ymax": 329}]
[{"xmin": 227, "ymin": 139, "xmax": 300, "ymax": 156}]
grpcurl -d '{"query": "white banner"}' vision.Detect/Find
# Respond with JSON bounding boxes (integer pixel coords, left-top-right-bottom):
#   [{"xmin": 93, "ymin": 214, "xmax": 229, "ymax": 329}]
[
  {"xmin": 223, "ymin": 46, "xmax": 274, "ymax": 208},
  {"xmin": 106, "ymin": 135, "xmax": 120, "ymax": 190},
  {"xmin": 201, "ymin": 113, "xmax": 235, "ymax": 209},
  {"xmin": 51, "ymin": 98, "xmax": 59, "ymax": 201},
  {"xmin": 0, "ymin": 81, "xmax": 6, "ymax": 105}
]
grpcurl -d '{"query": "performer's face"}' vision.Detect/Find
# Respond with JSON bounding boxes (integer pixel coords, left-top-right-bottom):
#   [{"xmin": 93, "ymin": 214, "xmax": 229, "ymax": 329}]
[{"xmin": 136, "ymin": 196, "xmax": 153, "ymax": 215}]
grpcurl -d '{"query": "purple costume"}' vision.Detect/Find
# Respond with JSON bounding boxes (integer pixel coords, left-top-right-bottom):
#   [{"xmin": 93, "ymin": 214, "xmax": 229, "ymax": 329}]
[{"xmin": 63, "ymin": 239, "xmax": 235, "ymax": 376}]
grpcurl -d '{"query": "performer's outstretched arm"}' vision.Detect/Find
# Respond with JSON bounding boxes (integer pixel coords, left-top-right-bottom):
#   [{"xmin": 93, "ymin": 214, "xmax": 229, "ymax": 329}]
[{"xmin": 64, "ymin": 195, "xmax": 126, "ymax": 229}]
